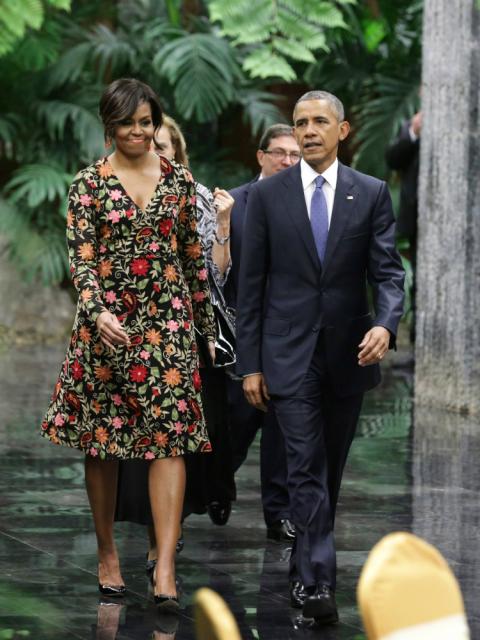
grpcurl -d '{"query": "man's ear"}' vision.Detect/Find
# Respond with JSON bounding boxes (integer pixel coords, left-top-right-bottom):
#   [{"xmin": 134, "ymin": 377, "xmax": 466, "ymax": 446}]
[
  {"xmin": 256, "ymin": 149, "xmax": 265, "ymax": 169},
  {"xmin": 339, "ymin": 120, "xmax": 350, "ymax": 141}
]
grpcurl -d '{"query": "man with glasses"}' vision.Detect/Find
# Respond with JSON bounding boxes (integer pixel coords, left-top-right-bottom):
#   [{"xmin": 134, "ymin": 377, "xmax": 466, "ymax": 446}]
[{"xmin": 223, "ymin": 125, "xmax": 301, "ymax": 542}]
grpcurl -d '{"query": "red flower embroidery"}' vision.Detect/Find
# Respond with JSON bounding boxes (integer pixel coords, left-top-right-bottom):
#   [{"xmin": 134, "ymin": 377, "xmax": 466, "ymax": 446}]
[
  {"xmin": 130, "ymin": 258, "xmax": 150, "ymax": 276},
  {"xmin": 192, "ymin": 369, "xmax": 202, "ymax": 391},
  {"xmin": 129, "ymin": 364, "xmax": 148, "ymax": 383},
  {"xmin": 159, "ymin": 219, "xmax": 173, "ymax": 237},
  {"xmin": 71, "ymin": 360, "xmax": 84, "ymax": 380}
]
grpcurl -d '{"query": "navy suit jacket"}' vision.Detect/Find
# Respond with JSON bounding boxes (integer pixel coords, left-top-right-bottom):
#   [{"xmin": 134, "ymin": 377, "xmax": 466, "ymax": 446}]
[
  {"xmin": 236, "ymin": 161, "xmax": 405, "ymax": 398},
  {"xmin": 224, "ymin": 177, "xmax": 258, "ymax": 309}
]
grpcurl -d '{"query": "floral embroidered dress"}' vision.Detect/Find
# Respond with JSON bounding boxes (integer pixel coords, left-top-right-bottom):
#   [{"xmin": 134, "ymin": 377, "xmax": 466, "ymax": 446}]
[{"xmin": 41, "ymin": 156, "xmax": 216, "ymax": 460}]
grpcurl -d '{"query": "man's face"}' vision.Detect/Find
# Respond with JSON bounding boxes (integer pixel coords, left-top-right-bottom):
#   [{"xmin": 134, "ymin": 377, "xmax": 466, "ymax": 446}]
[
  {"xmin": 256, "ymin": 135, "xmax": 301, "ymax": 178},
  {"xmin": 293, "ymin": 99, "xmax": 350, "ymax": 173}
]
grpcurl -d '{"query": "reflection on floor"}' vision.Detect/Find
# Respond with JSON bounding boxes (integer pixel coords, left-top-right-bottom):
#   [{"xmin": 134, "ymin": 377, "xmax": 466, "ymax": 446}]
[{"xmin": 0, "ymin": 344, "xmax": 478, "ymax": 639}]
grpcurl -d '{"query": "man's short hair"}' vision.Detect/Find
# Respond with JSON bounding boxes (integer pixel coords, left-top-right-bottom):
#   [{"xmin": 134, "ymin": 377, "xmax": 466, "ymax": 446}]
[
  {"xmin": 258, "ymin": 124, "xmax": 295, "ymax": 151},
  {"xmin": 293, "ymin": 91, "xmax": 345, "ymax": 122}
]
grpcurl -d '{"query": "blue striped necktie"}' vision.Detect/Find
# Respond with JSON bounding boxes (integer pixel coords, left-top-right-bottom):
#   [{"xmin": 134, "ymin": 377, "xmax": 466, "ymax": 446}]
[{"xmin": 310, "ymin": 175, "xmax": 329, "ymax": 263}]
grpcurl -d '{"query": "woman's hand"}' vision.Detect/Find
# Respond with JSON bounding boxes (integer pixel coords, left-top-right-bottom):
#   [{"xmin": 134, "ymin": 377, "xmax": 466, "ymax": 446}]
[
  {"xmin": 213, "ymin": 188, "xmax": 234, "ymax": 225},
  {"xmin": 96, "ymin": 311, "xmax": 130, "ymax": 350}
]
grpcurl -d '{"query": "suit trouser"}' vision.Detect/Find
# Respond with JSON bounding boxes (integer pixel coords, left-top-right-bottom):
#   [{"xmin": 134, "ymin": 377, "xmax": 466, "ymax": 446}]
[
  {"xmin": 227, "ymin": 379, "xmax": 290, "ymax": 525},
  {"xmin": 271, "ymin": 335, "xmax": 363, "ymax": 590}
]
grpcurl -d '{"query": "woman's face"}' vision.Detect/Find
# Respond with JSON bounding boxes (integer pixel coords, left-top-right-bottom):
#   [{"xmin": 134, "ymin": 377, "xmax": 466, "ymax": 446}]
[
  {"xmin": 113, "ymin": 101, "xmax": 155, "ymax": 158},
  {"xmin": 153, "ymin": 125, "xmax": 176, "ymax": 161}
]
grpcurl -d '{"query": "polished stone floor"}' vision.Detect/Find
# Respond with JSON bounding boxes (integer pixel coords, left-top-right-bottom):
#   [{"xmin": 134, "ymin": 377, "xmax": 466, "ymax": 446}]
[{"xmin": 0, "ymin": 344, "xmax": 479, "ymax": 639}]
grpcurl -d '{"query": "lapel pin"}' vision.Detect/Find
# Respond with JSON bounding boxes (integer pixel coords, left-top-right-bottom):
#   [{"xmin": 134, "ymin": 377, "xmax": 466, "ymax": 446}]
[{"xmin": 346, "ymin": 195, "xmax": 354, "ymax": 200}]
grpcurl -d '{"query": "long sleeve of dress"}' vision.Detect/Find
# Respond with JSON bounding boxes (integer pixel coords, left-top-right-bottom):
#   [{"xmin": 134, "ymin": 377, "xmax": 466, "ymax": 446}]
[
  {"xmin": 66, "ymin": 171, "xmax": 106, "ymax": 322},
  {"xmin": 195, "ymin": 182, "xmax": 232, "ymax": 288},
  {"xmin": 177, "ymin": 169, "xmax": 216, "ymax": 341}
]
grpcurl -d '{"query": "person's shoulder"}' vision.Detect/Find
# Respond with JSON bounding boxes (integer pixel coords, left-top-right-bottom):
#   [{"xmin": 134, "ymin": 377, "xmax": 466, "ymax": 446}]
[
  {"xmin": 229, "ymin": 177, "xmax": 257, "ymax": 199},
  {"xmin": 72, "ymin": 160, "xmax": 103, "ymax": 187}
]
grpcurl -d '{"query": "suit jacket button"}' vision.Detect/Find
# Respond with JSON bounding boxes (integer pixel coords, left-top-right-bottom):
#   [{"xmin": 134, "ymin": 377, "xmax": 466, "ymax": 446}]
[{"xmin": 312, "ymin": 325, "xmax": 319, "ymax": 332}]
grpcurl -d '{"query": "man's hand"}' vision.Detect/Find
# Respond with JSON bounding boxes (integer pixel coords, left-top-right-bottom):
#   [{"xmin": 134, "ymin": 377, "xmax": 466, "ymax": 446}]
[
  {"xmin": 411, "ymin": 111, "xmax": 422, "ymax": 137},
  {"xmin": 243, "ymin": 373, "xmax": 270, "ymax": 412},
  {"xmin": 96, "ymin": 311, "xmax": 130, "ymax": 350},
  {"xmin": 358, "ymin": 326, "xmax": 390, "ymax": 367}
]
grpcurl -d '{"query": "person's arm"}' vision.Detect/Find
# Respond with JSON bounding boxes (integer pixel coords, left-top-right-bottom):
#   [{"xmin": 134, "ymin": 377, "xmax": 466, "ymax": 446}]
[
  {"xmin": 67, "ymin": 171, "xmax": 129, "ymax": 349},
  {"xmin": 211, "ymin": 188, "xmax": 233, "ymax": 280},
  {"xmin": 235, "ymin": 183, "xmax": 269, "ymax": 376},
  {"xmin": 359, "ymin": 181, "xmax": 405, "ymax": 365},
  {"xmin": 385, "ymin": 120, "xmax": 420, "ymax": 171},
  {"xmin": 177, "ymin": 169, "xmax": 216, "ymax": 342},
  {"xmin": 195, "ymin": 183, "xmax": 232, "ymax": 287},
  {"xmin": 67, "ymin": 172, "xmax": 106, "ymax": 321}
]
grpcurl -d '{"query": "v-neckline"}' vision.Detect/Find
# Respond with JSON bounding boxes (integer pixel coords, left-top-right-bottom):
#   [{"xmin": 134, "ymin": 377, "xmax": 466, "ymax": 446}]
[{"xmin": 103, "ymin": 156, "xmax": 164, "ymax": 213}]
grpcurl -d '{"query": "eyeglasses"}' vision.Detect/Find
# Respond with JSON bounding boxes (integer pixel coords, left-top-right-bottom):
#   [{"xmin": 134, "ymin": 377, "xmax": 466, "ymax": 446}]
[{"xmin": 263, "ymin": 148, "xmax": 302, "ymax": 161}]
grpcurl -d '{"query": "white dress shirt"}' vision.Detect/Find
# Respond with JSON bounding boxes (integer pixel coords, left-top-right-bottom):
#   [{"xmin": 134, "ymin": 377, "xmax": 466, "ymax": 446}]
[{"xmin": 300, "ymin": 157, "xmax": 338, "ymax": 228}]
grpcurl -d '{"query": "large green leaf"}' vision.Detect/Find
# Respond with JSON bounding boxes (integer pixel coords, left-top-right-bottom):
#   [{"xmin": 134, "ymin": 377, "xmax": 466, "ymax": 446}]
[
  {"xmin": 4, "ymin": 164, "xmax": 72, "ymax": 207},
  {"xmin": 237, "ymin": 88, "xmax": 286, "ymax": 137},
  {"xmin": 153, "ymin": 33, "xmax": 240, "ymax": 122}
]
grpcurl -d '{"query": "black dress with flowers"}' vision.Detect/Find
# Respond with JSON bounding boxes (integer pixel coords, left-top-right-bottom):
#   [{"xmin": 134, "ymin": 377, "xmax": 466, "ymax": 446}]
[{"xmin": 41, "ymin": 156, "xmax": 216, "ymax": 460}]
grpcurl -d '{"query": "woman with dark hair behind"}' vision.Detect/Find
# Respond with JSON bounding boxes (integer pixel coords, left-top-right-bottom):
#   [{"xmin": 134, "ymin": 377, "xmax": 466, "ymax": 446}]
[
  {"xmin": 40, "ymin": 78, "xmax": 215, "ymax": 612},
  {"xmin": 115, "ymin": 115, "xmax": 236, "ymax": 576}
]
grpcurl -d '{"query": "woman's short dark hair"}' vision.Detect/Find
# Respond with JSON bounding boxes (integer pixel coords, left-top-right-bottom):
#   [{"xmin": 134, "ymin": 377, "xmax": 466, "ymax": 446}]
[{"xmin": 99, "ymin": 78, "xmax": 163, "ymax": 141}]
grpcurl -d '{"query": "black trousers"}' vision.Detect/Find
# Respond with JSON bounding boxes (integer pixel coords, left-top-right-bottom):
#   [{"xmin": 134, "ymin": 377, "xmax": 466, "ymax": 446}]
[
  {"xmin": 227, "ymin": 378, "xmax": 290, "ymax": 526},
  {"xmin": 271, "ymin": 335, "xmax": 363, "ymax": 590}
]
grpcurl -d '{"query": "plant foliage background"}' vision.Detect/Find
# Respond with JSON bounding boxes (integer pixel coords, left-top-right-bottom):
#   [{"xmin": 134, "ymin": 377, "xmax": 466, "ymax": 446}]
[{"xmin": 0, "ymin": 0, "xmax": 421, "ymax": 287}]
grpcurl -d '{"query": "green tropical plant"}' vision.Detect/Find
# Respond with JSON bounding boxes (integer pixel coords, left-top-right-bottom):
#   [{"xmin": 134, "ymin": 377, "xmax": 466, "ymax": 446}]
[
  {"xmin": 0, "ymin": 0, "xmax": 71, "ymax": 56},
  {"xmin": 208, "ymin": 0, "xmax": 357, "ymax": 81}
]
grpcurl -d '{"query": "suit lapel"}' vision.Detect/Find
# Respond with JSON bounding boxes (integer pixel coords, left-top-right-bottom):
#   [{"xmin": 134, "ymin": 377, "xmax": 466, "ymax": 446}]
[
  {"xmin": 281, "ymin": 163, "xmax": 322, "ymax": 271},
  {"xmin": 322, "ymin": 163, "xmax": 357, "ymax": 274}
]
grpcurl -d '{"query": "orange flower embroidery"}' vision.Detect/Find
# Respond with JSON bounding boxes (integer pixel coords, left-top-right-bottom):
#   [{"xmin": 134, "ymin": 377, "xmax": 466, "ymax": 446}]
[
  {"xmin": 163, "ymin": 368, "xmax": 182, "ymax": 387},
  {"xmin": 185, "ymin": 243, "xmax": 202, "ymax": 259},
  {"xmin": 98, "ymin": 259, "xmax": 113, "ymax": 278},
  {"xmin": 98, "ymin": 162, "xmax": 113, "ymax": 179},
  {"xmin": 164, "ymin": 265, "xmax": 177, "ymax": 282},
  {"xmin": 92, "ymin": 400, "xmax": 102, "ymax": 414},
  {"xmin": 78, "ymin": 218, "xmax": 88, "ymax": 231},
  {"xmin": 146, "ymin": 329, "xmax": 162, "ymax": 345},
  {"xmin": 79, "ymin": 326, "xmax": 92, "ymax": 343},
  {"xmin": 165, "ymin": 344, "xmax": 175, "ymax": 356},
  {"xmin": 81, "ymin": 288, "xmax": 93, "ymax": 302},
  {"xmin": 152, "ymin": 405, "xmax": 162, "ymax": 418},
  {"xmin": 95, "ymin": 426, "xmax": 109, "ymax": 445},
  {"xmin": 94, "ymin": 342, "xmax": 104, "ymax": 355},
  {"xmin": 94, "ymin": 365, "xmax": 113, "ymax": 382},
  {"xmin": 78, "ymin": 242, "xmax": 95, "ymax": 260},
  {"xmin": 67, "ymin": 210, "xmax": 74, "ymax": 228},
  {"xmin": 171, "ymin": 234, "xmax": 177, "ymax": 251},
  {"xmin": 154, "ymin": 432, "xmax": 169, "ymax": 447},
  {"xmin": 147, "ymin": 301, "xmax": 158, "ymax": 317}
]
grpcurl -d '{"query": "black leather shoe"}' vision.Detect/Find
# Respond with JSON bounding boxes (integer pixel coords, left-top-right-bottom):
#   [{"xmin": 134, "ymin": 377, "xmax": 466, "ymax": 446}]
[
  {"xmin": 154, "ymin": 594, "xmax": 180, "ymax": 614},
  {"xmin": 266, "ymin": 519, "xmax": 296, "ymax": 542},
  {"xmin": 207, "ymin": 500, "xmax": 231, "ymax": 526},
  {"xmin": 302, "ymin": 585, "xmax": 338, "ymax": 625},
  {"xmin": 98, "ymin": 583, "xmax": 126, "ymax": 597},
  {"xmin": 290, "ymin": 580, "xmax": 308, "ymax": 608}
]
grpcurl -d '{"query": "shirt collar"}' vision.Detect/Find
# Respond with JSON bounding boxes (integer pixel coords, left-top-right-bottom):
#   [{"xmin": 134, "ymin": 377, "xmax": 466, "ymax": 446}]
[{"xmin": 300, "ymin": 157, "xmax": 339, "ymax": 191}]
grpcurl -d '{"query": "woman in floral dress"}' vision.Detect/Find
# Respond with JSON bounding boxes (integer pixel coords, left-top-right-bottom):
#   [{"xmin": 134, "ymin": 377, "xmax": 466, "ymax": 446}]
[{"xmin": 41, "ymin": 78, "xmax": 215, "ymax": 611}]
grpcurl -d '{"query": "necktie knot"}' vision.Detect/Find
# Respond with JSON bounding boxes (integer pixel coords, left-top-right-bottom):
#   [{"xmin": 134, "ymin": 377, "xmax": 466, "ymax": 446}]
[{"xmin": 315, "ymin": 175, "xmax": 325, "ymax": 189}]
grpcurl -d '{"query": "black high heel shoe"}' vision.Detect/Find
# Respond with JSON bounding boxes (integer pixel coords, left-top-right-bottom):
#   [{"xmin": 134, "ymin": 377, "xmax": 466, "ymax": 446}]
[
  {"xmin": 98, "ymin": 583, "xmax": 126, "ymax": 597},
  {"xmin": 154, "ymin": 593, "xmax": 180, "ymax": 613}
]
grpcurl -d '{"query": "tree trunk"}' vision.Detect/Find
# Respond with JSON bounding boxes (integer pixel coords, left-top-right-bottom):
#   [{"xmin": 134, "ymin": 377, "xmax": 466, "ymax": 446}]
[{"xmin": 415, "ymin": 1, "xmax": 480, "ymax": 413}]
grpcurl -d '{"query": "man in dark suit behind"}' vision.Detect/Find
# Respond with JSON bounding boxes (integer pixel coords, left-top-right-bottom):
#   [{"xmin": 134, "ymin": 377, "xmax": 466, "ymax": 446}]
[
  {"xmin": 236, "ymin": 91, "xmax": 405, "ymax": 625},
  {"xmin": 225, "ymin": 125, "xmax": 301, "ymax": 541}
]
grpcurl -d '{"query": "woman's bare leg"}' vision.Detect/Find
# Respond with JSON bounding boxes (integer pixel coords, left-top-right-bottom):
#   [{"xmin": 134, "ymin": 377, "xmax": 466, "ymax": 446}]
[
  {"xmin": 147, "ymin": 525, "xmax": 157, "ymax": 561},
  {"xmin": 84, "ymin": 456, "xmax": 124, "ymax": 586},
  {"xmin": 149, "ymin": 456, "xmax": 185, "ymax": 596}
]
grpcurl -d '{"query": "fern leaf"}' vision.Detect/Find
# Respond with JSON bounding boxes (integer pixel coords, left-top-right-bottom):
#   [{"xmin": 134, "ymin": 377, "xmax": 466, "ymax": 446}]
[
  {"xmin": 4, "ymin": 164, "xmax": 72, "ymax": 208},
  {"xmin": 273, "ymin": 37, "xmax": 316, "ymax": 63},
  {"xmin": 243, "ymin": 47, "xmax": 297, "ymax": 82}
]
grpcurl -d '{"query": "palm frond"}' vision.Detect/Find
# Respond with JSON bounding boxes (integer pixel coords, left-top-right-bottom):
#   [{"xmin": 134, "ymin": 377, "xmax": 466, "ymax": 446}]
[
  {"xmin": 153, "ymin": 33, "xmax": 240, "ymax": 122},
  {"xmin": 237, "ymin": 89, "xmax": 286, "ymax": 136},
  {"xmin": 4, "ymin": 163, "xmax": 72, "ymax": 207}
]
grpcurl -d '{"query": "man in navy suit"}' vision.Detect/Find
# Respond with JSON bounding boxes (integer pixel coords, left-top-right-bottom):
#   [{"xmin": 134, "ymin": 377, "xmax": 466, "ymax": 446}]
[
  {"xmin": 225, "ymin": 125, "xmax": 301, "ymax": 541},
  {"xmin": 236, "ymin": 91, "xmax": 405, "ymax": 625}
]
